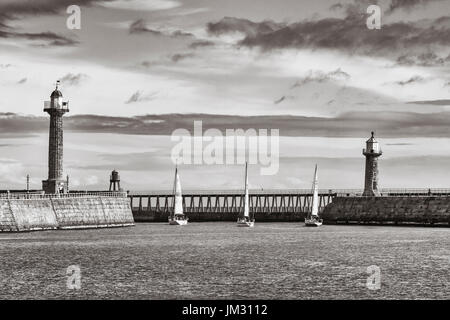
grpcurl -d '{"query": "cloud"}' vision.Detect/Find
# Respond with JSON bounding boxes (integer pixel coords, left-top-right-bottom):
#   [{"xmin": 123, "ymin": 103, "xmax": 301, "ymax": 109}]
[
  {"xmin": 0, "ymin": 29, "xmax": 79, "ymax": 46},
  {"xmin": 273, "ymin": 95, "xmax": 295, "ymax": 105},
  {"xmin": 0, "ymin": 0, "xmax": 107, "ymax": 16},
  {"xmin": 0, "ymin": 0, "xmax": 108, "ymax": 45},
  {"xmin": 397, "ymin": 52, "xmax": 450, "ymax": 67},
  {"xmin": 329, "ymin": 3, "xmax": 344, "ymax": 11},
  {"xmin": 407, "ymin": 100, "xmax": 450, "ymax": 105},
  {"xmin": 386, "ymin": 143, "xmax": 414, "ymax": 145},
  {"xmin": 129, "ymin": 19, "xmax": 163, "ymax": 35},
  {"xmin": 99, "ymin": 0, "xmax": 181, "ymax": 11},
  {"xmin": 206, "ymin": 14, "xmax": 450, "ymax": 64},
  {"xmin": 291, "ymin": 68, "xmax": 350, "ymax": 88},
  {"xmin": 0, "ymin": 63, "xmax": 12, "ymax": 68},
  {"xmin": 0, "ymin": 113, "xmax": 47, "ymax": 134},
  {"xmin": 129, "ymin": 19, "xmax": 193, "ymax": 38},
  {"xmin": 1, "ymin": 112, "xmax": 449, "ymax": 138},
  {"xmin": 138, "ymin": 52, "xmax": 195, "ymax": 68},
  {"xmin": 274, "ymin": 96, "xmax": 286, "ymax": 104},
  {"xmin": 207, "ymin": 16, "xmax": 284, "ymax": 37},
  {"xmin": 17, "ymin": 77, "xmax": 27, "ymax": 84},
  {"xmin": 126, "ymin": 91, "xmax": 144, "ymax": 103},
  {"xmin": 60, "ymin": 73, "xmax": 89, "ymax": 86},
  {"xmin": 189, "ymin": 40, "xmax": 215, "ymax": 49},
  {"xmin": 125, "ymin": 90, "xmax": 158, "ymax": 104},
  {"xmin": 171, "ymin": 30, "xmax": 194, "ymax": 38},
  {"xmin": 24, "ymin": 31, "xmax": 78, "ymax": 46},
  {"xmin": 170, "ymin": 53, "xmax": 194, "ymax": 63},
  {"xmin": 387, "ymin": 0, "xmax": 445, "ymax": 13},
  {"xmin": 394, "ymin": 76, "xmax": 425, "ymax": 86}
]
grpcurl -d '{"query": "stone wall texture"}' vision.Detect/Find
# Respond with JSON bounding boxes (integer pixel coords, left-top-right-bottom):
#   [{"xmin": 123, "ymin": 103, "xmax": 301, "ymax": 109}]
[
  {"xmin": 0, "ymin": 196, "xmax": 134, "ymax": 232},
  {"xmin": 322, "ymin": 196, "xmax": 450, "ymax": 225}
]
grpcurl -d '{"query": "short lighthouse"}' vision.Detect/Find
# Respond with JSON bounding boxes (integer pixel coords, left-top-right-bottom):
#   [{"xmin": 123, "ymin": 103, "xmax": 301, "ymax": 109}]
[
  {"xmin": 362, "ymin": 131, "xmax": 382, "ymax": 196},
  {"xmin": 42, "ymin": 81, "xmax": 69, "ymax": 194}
]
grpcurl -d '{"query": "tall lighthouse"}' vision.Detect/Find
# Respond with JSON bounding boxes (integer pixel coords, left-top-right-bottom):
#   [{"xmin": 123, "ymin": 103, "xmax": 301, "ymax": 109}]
[
  {"xmin": 42, "ymin": 81, "xmax": 69, "ymax": 194},
  {"xmin": 362, "ymin": 132, "xmax": 382, "ymax": 196}
]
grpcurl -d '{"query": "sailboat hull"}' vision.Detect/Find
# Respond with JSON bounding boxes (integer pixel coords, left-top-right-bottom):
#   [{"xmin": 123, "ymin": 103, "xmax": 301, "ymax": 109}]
[
  {"xmin": 168, "ymin": 217, "xmax": 188, "ymax": 225},
  {"xmin": 237, "ymin": 219, "xmax": 255, "ymax": 227},
  {"xmin": 304, "ymin": 218, "xmax": 323, "ymax": 227}
]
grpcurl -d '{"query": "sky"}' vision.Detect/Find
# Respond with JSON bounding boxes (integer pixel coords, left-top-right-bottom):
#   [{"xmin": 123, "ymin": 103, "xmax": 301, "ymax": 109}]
[{"xmin": 0, "ymin": 0, "xmax": 449, "ymax": 191}]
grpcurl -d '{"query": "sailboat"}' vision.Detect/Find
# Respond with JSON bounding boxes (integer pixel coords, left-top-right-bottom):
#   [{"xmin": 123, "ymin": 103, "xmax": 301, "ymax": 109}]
[
  {"xmin": 305, "ymin": 165, "xmax": 323, "ymax": 227},
  {"xmin": 168, "ymin": 166, "xmax": 188, "ymax": 225},
  {"xmin": 237, "ymin": 162, "xmax": 255, "ymax": 227}
]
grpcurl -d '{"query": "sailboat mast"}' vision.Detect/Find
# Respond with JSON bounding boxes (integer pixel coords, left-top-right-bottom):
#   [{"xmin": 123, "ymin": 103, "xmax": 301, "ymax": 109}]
[
  {"xmin": 243, "ymin": 162, "xmax": 249, "ymax": 218},
  {"xmin": 172, "ymin": 165, "xmax": 177, "ymax": 218}
]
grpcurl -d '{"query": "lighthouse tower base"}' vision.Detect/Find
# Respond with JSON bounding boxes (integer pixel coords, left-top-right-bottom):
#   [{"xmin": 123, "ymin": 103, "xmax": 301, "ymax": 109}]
[
  {"xmin": 42, "ymin": 179, "xmax": 67, "ymax": 194},
  {"xmin": 362, "ymin": 189, "xmax": 381, "ymax": 197}
]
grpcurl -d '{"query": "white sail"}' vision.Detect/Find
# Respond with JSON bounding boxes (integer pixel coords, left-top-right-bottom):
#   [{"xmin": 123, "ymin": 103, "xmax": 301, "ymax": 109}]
[
  {"xmin": 243, "ymin": 162, "xmax": 249, "ymax": 218},
  {"xmin": 310, "ymin": 165, "xmax": 319, "ymax": 217},
  {"xmin": 174, "ymin": 168, "xmax": 183, "ymax": 215}
]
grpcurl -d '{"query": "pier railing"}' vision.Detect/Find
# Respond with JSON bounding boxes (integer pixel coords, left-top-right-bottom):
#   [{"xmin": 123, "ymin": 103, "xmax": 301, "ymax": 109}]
[
  {"xmin": 0, "ymin": 191, "xmax": 128, "ymax": 200},
  {"xmin": 335, "ymin": 188, "xmax": 450, "ymax": 197},
  {"xmin": 129, "ymin": 188, "xmax": 450, "ymax": 196}
]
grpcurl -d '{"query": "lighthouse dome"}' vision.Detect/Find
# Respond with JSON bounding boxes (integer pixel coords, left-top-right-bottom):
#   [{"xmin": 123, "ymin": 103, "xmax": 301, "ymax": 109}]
[{"xmin": 51, "ymin": 89, "xmax": 62, "ymax": 98}]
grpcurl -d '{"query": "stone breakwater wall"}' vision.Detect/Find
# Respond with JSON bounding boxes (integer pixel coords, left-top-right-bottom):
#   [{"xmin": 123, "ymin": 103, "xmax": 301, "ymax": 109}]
[
  {"xmin": 0, "ymin": 195, "xmax": 134, "ymax": 232},
  {"xmin": 321, "ymin": 196, "xmax": 450, "ymax": 226},
  {"xmin": 133, "ymin": 210, "xmax": 308, "ymax": 222}
]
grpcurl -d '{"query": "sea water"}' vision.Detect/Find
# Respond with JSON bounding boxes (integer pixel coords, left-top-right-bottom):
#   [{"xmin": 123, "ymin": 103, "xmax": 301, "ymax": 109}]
[{"xmin": 0, "ymin": 223, "xmax": 449, "ymax": 299}]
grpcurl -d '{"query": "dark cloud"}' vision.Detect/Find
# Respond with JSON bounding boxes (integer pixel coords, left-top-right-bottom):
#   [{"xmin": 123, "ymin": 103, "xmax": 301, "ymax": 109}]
[
  {"xmin": 0, "ymin": 63, "xmax": 12, "ymax": 68},
  {"xmin": 397, "ymin": 52, "xmax": 450, "ymax": 67},
  {"xmin": 407, "ymin": 100, "xmax": 450, "ymax": 105},
  {"xmin": 0, "ymin": 28, "xmax": 78, "ymax": 46},
  {"xmin": 171, "ymin": 30, "xmax": 194, "ymax": 38},
  {"xmin": 125, "ymin": 91, "xmax": 158, "ymax": 104},
  {"xmin": 207, "ymin": 16, "xmax": 284, "ymax": 37},
  {"xmin": 331, "ymin": 0, "xmax": 443, "ymax": 15},
  {"xmin": 274, "ymin": 96, "xmax": 286, "ymax": 104},
  {"xmin": 274, "ymin": 95, "xmax": 295, "ymax": 105},
  {"xmin": 1, "ymin": 112, "xmax": 449, "ymax": 138},
  {"xmin": 171, "ymin": 53, "xmax": 194, "ymax": 63},
  {"xmin": 140, "ymin": 61, "xmax": 156, "ymax": 68},
  {"xmin": 387, "ymin": 0, "xmax": 444, "ymax": 13},
  {"xmin": 207, "ymin": 14, "xmax": 450, "ymax": 64},
  {"xmin": 129, "ymin": 19, "xmax": 194, "ymax": 38},
  {"xmin": 329, "ymin": 3, "xmax": 344, "ymax": 11},
  {"xmin": 22, "ymin": 31, "xmax": 78, "ymax": 46},
  {"xmin": 0, "ymin": 0, "xmax": 111, "ymax": 18},
  {"xmin": 291, "ymin": 68, "xmax": 350, "ymax": 88},
  {"xmin": 129, "ymin": 19, "xmax": 163, "ymax": 35},
  {"xmin": 0, "ymin": 112, "xmax": 48, "ymax": 134},
  {"xmin": 189, "ymin": 40, "xmax": 215, "ymax": 49},
  {"xmin": 126, "ymin": 91, "xmax": 144, "ymax": 104},
  {"xmin": 60, "ymin": 73, "xmax": 89, "ymax": 86},
  {"xmin": 0, "ymin": 0, "xmax": 107, "ymax": 46},
  {"xmin": 17, "ymin": 77, "xmax": 27, "ymax": 84},
  {"xmin": 395, "ymin": 76, "xmax": 425, "ymax": 86},
  {"xmin": 386, "ymin": 143, "xmax": 414, "ymax": 145},
  {"xmin": 138, "ymin": 52, "xmax": 195, "ymax": 68}
]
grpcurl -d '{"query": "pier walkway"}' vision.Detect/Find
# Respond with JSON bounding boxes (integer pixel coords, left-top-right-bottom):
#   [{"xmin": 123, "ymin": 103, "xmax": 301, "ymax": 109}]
[{"xmin": 129, "ymin": 188, "xmax": 450, "ymax": 222}]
